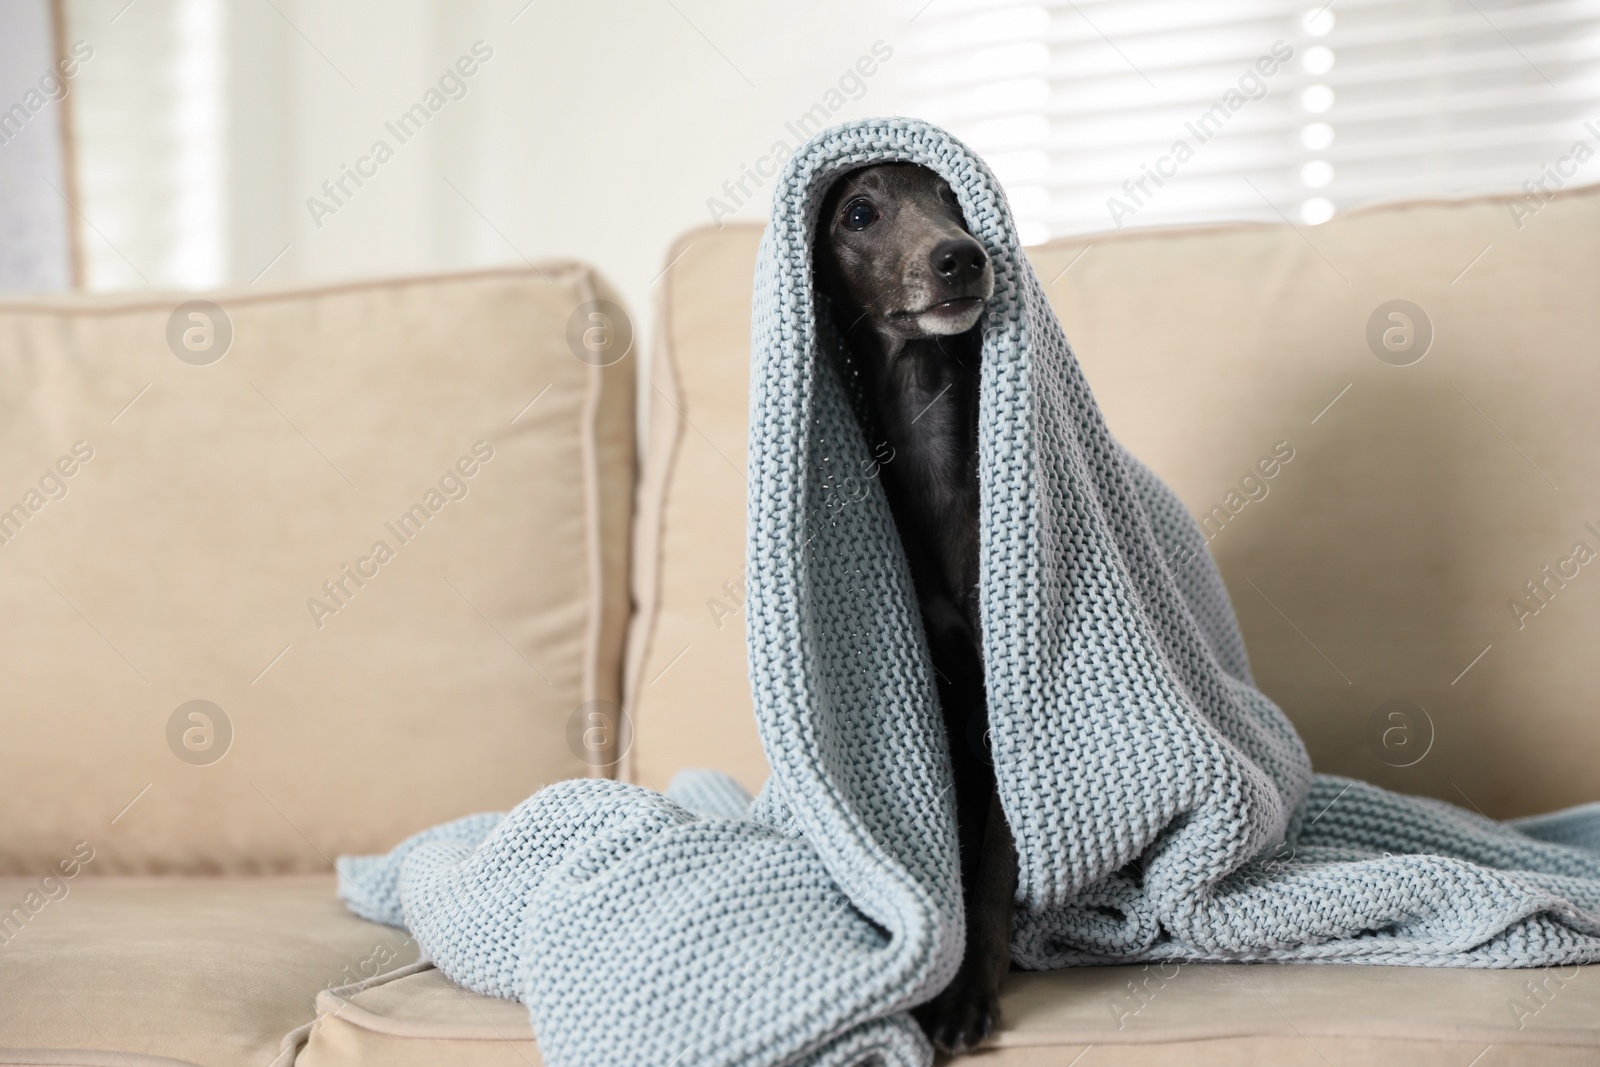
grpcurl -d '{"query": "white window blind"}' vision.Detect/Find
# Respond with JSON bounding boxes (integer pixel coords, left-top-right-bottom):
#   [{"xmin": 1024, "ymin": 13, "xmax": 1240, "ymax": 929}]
[{"xmin": 903, "ymin": 0, "xmax": 1600, "ymax": 242}]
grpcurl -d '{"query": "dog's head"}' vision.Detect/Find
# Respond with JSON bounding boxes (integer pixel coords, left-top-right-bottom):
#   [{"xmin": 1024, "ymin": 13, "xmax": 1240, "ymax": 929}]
[{"xmin": 814, "ymin": 163, "xmax": 993, "ymax": 345}]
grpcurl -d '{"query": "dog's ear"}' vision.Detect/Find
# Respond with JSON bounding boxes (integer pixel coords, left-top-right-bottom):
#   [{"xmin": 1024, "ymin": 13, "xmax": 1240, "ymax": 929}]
[
  {"xmin": 810, "ymin": 182, "xmax": 846, "ymax": 328},
  {"xmin": 811, "ymin": 172, "xmax": 855, "ymax": 297}
]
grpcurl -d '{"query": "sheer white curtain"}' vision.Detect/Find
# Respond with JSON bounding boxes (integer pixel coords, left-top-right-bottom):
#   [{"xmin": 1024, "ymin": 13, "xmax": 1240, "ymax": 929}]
[
  {"xmin": 902, "ymin": 0, "xmax": 1600, "ymax": 243},
  {"xmin": 0, "ymin": 0, "xmax": 77, "ymax": 291}
]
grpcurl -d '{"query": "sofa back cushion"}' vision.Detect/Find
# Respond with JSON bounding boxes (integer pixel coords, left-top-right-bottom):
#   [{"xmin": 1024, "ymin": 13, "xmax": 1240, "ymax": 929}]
[
  {"xmin": 0, "ymin": 266, "xmax": 634, "ymax": 873},
  {"xmin": 625, "ymin": 232, "xmax": 767, "ymax": 793},
  {"xmin": 629, "ymin": 185, "xmax": 1600, "ymax": 819}
]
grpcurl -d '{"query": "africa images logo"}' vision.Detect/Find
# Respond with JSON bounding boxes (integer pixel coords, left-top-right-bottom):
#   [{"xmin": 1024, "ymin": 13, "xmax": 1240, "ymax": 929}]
[{"xmin": 305, "ymin": 441, "xmax": 495, "ymax": 629}]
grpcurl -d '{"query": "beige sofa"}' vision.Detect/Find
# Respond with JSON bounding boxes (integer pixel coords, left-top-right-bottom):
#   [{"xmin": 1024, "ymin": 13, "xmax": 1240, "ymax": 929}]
[{"xmin": 2, "ymin": 183, "xmax": 1598, "ymax": 1066}]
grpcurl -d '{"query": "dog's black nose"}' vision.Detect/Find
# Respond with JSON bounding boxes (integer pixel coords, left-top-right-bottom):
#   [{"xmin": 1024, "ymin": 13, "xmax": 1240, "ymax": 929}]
[{"xmin": 930, "ymin": 238, "xmax": 988, "ymax": 284}]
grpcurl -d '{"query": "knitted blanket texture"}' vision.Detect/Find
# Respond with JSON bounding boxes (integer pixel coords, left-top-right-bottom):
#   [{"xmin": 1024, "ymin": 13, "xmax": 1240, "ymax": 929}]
[{"xmin": 338, "ymin": 118, "xmax": 1600, "ymax": 1067}]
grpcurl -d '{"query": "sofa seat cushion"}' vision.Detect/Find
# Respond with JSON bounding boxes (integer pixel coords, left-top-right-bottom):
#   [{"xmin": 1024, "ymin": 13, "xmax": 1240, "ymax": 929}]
[
  {"xmin": 295, "ymin": 965, "xmax": 538, "ymax": 1066},
  {"xmin": 0, "ymin": 876, "xmax": 416, "ymax": 1067},
  {"xmin": 290, "ymin": 957, "xmax": 1599, "ymax": 1066},
  {"xmin": 982, "ymin": 962, "xmax": 1600, "ymax": 1064}
]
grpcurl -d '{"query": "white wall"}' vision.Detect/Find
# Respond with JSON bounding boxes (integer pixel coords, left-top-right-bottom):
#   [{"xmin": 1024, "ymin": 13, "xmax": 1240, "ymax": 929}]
[{"xmin": 69, "ymin": 0, "xmax": 922, "ymax": 346}]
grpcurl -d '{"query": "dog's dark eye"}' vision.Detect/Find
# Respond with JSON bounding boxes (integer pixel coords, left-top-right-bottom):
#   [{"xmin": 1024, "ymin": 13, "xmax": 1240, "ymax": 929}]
[{"xmin": 842, "ymin": 198, "xmax": 879, "ymax": 231}]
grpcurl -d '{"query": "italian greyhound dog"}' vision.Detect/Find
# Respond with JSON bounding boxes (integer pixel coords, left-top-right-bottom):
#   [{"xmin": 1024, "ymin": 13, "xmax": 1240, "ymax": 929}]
[{"xmin": 813, "ymin": 162, "xmax": 1015, "ymax": 1054}]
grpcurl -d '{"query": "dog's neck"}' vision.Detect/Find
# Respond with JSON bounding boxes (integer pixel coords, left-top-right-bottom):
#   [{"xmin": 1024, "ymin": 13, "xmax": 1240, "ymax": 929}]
[
  {"xmin": 853, "ymin": 326, "xmax": 981, "ymax": 451},
  {"xmin": 843, "ymin": 317, "xmax": 983, "ymax": 613}
]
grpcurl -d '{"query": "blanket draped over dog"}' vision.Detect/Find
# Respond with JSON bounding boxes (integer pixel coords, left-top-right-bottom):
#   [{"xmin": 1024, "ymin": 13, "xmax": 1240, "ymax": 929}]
[{"xmin": 338, "ymin": 119, "xmax": 1600, "ymax": 1067}]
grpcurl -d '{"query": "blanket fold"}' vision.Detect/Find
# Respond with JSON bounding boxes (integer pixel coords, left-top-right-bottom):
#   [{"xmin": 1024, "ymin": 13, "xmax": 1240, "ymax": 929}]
[{"xmin": 338, "ymin": 118, "xmax": 1600, "ymax": 1067}]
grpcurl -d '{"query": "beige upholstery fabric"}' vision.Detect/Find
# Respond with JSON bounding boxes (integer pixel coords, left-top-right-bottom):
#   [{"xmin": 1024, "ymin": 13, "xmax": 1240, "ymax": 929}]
[
  {"xmin": 624, "ymin": 231, "xmax": 768, "ymax": 792},
  {"xmin": 295, "ymin": 966, "xmax": 539, "ymax": 1066},
  {"xmin": 0, "ymin": 267, "xmax": 635, "ymax": 874},
  {"xmin": 985, "ymin": 963, "xmax": 1600, "ymax": 1056},
  {"xmin": 0, "ymin": 875, "xmax": 417, "ymax": 1067},
  {"xmin": 963, "ymin": 1037, "xmax": 1600, "ymax": 1067},
  {"xmin": 5, "ymin": 876, "xmax": 1591, "ymax": 1067},
  {"xmin": 295, "ymin": 952, "xmax": 1600, "ymax": 1066},
  {"xmin": 627, "ymin": 185, "xmax": 1600, "ymax": 819}
]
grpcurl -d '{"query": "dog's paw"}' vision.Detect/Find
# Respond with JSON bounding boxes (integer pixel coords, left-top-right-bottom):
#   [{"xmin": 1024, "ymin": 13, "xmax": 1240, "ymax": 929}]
[{"xmin": 913, "ymin": 972, "xmax": 1001, "ymax": 1055}]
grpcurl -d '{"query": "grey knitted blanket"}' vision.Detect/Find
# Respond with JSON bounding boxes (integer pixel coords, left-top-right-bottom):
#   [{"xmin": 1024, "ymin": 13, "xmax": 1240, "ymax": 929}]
[{"xmin": 339, "ymin": 118, "xmax": 1600, "ymax": 1067}]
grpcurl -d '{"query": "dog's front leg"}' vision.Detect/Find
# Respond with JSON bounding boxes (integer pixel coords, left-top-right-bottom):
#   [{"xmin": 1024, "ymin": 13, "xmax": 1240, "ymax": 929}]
[
  {"xmin": 912, "ymin": 612, "xmax": 1018, "ymax": 1052},
  {"xmin": 969, "ymin": 785, "xmax": 1017, "ymax": 1013},
  {"xmin": 915, "ymin": 776, "xmax": 1016, "ymax": 1052}
]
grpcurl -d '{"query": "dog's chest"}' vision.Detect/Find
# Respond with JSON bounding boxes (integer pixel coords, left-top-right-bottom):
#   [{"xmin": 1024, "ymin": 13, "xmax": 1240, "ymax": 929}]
[{"xmin": 873, "ymin": 348, "xmax": 981, "ymax": 612}]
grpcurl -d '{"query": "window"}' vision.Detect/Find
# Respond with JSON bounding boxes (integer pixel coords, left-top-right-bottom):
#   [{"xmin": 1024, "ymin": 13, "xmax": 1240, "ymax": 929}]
[{"xmin": 904, "ymin": 0, "xmax": 1600, "ymax": 242}]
